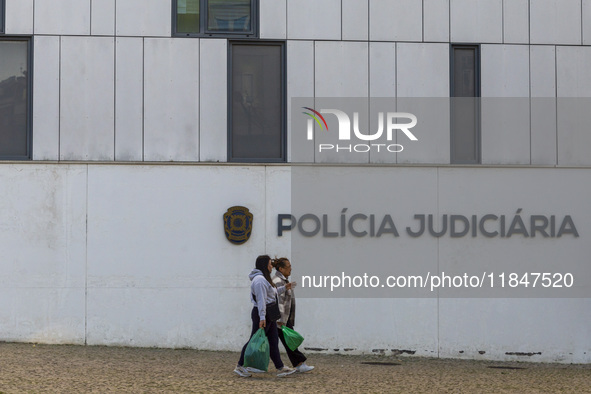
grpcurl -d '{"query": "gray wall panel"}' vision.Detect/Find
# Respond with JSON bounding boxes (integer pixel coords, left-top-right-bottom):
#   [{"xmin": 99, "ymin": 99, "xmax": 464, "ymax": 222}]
[
  {"xmin": 481, "ymin": 45, "xmax": 530, "ymax": 165},
  {"xmin": 397, "ymin": 43, "xmax": 450, "ymax": 164},
  {"xmin": 91, "ymin": 0, "xmax": 115, "ymax": 36},
  {"xmin": 370, "ymin": 0, "xmax": 422, "ymax": 42},
  {"xmin": 60, "ymin": 37, "xmax": 115, "ymax": 161},
  {"xmin": 116, "ymin": 0, "xmax": 171, "ymax": 37},
  {"xmin": 32, "ymin": 36, "xmax": 60, "ymax": 161},
  {"xmin": 144, "ymin": 38, "xmax": 200, "ymax": 161},
  {"xmin": 260, "ymin": 0, "xmax": 286, "ymax": 39},
  {"xmin": 199, "ymin": 39, "xmax": 227, "ymax": 162},
  {"xmin": 287, "ymin": 0, "xmax": 341, "ymax": 40},
  {"xmin": 584, "ymin": 0, "xmax": 591, "ymax": 45},
  {"xmin": 4, "ymin": 0, "xmax": 34, "ymax": 34},
  {"xmin": 530, "ymin": 0, "xmax": 582, "ymax": 45},
  {"xmin": 343, "ymin": 0, "xmax": 369, "ymax": 41},
  {"xmin": 451, "ymin": 0, "xmax": 503, "ymax": 43},
  {"xmin": 35, "ymin": 0, "xmax": 90, "ymax": 35},
  {"xmin": 503, "ymin": 0, "xmax": 529, "ymax": 44},
  {"xmin": 287, "ymin": 41, "xmax": 315, "ymax": 163},
  {"xmin": 424, "ymin": 0, "xmax": 449, "ymax": 42},
  {"xmin": 115, "ymin": 38, "xmax": 144, "ymax": 161},
  {"xmin": 557, "ymin": 47, "xmax": 591, "ymax": 165},
  {"xmin": 530, "ymin": 46, "xmax": 557, "ymax": 165}
]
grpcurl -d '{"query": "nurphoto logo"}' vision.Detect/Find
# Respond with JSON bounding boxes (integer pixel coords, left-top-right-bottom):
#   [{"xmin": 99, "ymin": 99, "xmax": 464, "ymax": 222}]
[{"xmin": 302, "ymin": 107, "xmax": 418, "ymax": 153}]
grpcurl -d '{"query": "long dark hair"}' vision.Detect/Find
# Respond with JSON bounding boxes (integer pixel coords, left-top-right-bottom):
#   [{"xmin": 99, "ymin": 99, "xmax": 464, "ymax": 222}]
[{"xmin": 255, "ymin": 255, "xmax": 275, "ymax": 287}]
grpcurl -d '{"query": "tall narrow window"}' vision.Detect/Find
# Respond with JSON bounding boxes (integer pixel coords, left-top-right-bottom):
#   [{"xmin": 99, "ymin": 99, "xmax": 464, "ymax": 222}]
[
  {"xmin": 0, "ymin": 38, "xmax": 31, "ymax": 159},
  {"xmin": 0, "ymin": 0, "xmax": 5, "ymax": 34},
  {"xmin": 174, "ymin": 0, "xmax": 257, "ymax": 37},
  {"xmin": 451, "ymin": 45, "xmax": 480, "ymax": 164},
  {"xmin": 229, "ymin": 42, "xmax": 285, "ymax": 162}
]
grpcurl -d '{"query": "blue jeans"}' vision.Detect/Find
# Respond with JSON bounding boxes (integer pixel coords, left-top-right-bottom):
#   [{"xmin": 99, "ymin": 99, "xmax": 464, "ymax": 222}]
[{"xmin": 238, "ymin": 307, "xmax": 284, "ymax": 369}]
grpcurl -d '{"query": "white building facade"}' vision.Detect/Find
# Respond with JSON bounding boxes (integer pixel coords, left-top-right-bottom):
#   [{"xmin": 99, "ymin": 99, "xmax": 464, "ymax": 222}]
[{"xmin": 0, "ymin": 0, "xmax": 590, "ymax": 363}]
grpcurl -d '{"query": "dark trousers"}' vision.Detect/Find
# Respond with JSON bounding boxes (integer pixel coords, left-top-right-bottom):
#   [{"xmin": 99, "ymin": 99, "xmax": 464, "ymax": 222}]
[
  {"xmin": 278, "ymin": 320, "xmax": 307, "ymax": 367},
  {"xmin": 238, "ymin": 307, "xmax": 284, "ymax": 369}
]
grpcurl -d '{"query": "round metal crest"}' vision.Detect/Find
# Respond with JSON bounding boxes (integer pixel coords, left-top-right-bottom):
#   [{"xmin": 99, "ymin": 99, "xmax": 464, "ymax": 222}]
[{"xmin": 223, "ymin": 206, "xmax": 253, "ymax": 245}]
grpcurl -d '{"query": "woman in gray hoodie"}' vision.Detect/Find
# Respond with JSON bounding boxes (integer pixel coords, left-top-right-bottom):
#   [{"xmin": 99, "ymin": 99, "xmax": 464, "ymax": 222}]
[{"xmin": 234, "ymin": 255, "xmax": 297, "ymax": 378}]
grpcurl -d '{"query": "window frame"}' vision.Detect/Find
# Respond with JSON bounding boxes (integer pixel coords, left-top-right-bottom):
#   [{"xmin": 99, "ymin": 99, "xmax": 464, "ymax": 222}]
[
  {"xmin": 0, "ymin": 36, "xmax": 33, "ymax": 160},
  {"xmin": 172, "ymin": 0, "xmax": 259, "ymax": 38},
  {"xmin": 227, "ymin": 40, "xmax": 286, "ymax": 163},
  {"xmin": 450, "ymin": 44, "xmax": 481, "ymax": 164}
]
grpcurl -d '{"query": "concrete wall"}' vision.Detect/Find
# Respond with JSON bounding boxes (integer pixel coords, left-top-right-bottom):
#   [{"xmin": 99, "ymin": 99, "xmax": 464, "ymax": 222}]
[{"xmin": 0, "ymin": 163, "xmax": 589, "ymax": 363}]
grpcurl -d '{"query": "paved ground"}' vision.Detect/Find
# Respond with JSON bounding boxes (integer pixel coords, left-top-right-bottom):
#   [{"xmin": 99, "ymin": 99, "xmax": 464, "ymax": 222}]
[{"xmin": 0, "ymin": 342, "xmax": 590, "ymax": 393}]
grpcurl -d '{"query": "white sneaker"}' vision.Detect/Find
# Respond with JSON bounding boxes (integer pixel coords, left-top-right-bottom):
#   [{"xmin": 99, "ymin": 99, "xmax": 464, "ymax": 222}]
[
  {"xmin": 296, "ymin": 363, "xmax": 315, "ymax": 373},
  {"xmin": 276, "ymin": 366, "xmax": 297, "ymax": 377},
  {"xmin": 245, "ymin": 366, "xmax": 266, "ymax": 373},
  {"xmin": 233, "ymin": 365, "xmax": 252, "ymax": 377}
]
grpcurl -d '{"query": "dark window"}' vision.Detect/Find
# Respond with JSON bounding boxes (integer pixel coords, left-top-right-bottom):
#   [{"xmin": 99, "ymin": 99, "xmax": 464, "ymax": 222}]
[
  {"xmin": 0, "ymin": 38, "xmax": 31, "ymax": 160},
  {"xmin": 0, "ymin": 0, "xmax": 4, "ymax": 34},
  {"xmin": 229, "ymin": 42, "xmax": 285, "ymax": 162},
  {"xmin": 450, "ymin": 45, "xmax": 480, "ymax": 164},
  {"xmin": 173, "ymin": 0, "xmax": 257, "ymax": 37}
]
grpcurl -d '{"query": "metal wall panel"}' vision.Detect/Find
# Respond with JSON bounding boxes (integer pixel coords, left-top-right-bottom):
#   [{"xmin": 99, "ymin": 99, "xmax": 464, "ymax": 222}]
[
  {"xmin": 115, "ymin": 38, "xmax": 144, "ymax": 161},
  {"xmin": 424, "ymin": 0, "xmax": 449, "ymax": 42},
  {"xmin": 287, "ymin": 0, "xmax": 341, "ymax": 40},
  {"xmin": 368, "ymin": 43, "xmax": 396, "ymax": 164},
  {"xmin": 370, "ymin": 0, "xmax": 422, "ymax": 42},
  {"xmin": 34, "ymin": 0, "xmax": 90, "ymax": 35},
  {"xmin": 584, "ymin": 0, "xmax": 591, "ymax": 45},
  {"xmin": 60, "ymin": 37, "xmax": 115, "ymax": 161},
  {"xmin": 4, "ymin": 0, "xmax": 33, "ymax": 34},
  {"xmin": 116, "ymin": 0, "xmax": 171, "ymax": 37},
  {"xmin": 91, "ymin": 0, "xmax": 115, "ymax": 36},
  {"xmin": 315, "ymin": 41, "xmax": 368, "ymax": 97},
  {"xmin": 287, "ymin": 41, "xmax": 314, "ymax": 163},
  {"xmin": 530, "ymin": 46, "xmax": 557, "ymax": 165},
  {"xmin": 556, "ymin": 46, "xmax": 591, "ymax": 165},
  {"xmin": 32, "ymin": 36, "xmax": 60, "ymax": 161},
  {"xmin": 144, "ymin": 38, "xmax": 200, "ymax": 161},
  {"xmin": 315, "ymin": 42, "xmax": 368, "ymax": 163},
  {"xmin": 481, "ymin": 45, "xmax": 530, "ymax": 165},
  {"xmin": 260, "ymin": 0, "xmax": 286, "ymax": 39},
  {"xmin": 397, "ymin": 43, "xmax": 450, "ymax": 164},
  {"xmin": 530, "ymin": 0, "xmax": 581, "ymax": 45},
  {"xmin": 450, "ymin": 0, "xmax": 503, "ymax": 43},
  {"xmin": 503, "ymin": 0, "xmax": 529, "ymax": 44},
  {"xmin": 199, "ymin": 39, "xmax": 227, "ymax": 162},
  {"xmin": 342, "ymin": 0, "xmax": 368, "ymax": 41}
]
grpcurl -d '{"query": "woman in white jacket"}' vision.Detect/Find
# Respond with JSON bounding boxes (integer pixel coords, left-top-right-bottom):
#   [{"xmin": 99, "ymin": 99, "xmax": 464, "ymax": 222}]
[
  {"xmin": 272, "ymin": 257, "xmax": 314, "ymax": 373},
  {"xmin": 234, "ymin": 255, "xmax": 297, "ymax": 378}
]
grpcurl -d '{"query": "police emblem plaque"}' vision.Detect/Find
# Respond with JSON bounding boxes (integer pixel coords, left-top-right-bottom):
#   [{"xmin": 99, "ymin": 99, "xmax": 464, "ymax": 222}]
[{"xmin": 223, "ymin": 206, "xmax": 253, "ymax": 245}]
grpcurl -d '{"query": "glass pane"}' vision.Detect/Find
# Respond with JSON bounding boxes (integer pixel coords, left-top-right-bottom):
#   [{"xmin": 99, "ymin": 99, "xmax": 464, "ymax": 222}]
[
  {"xmin": 176, "ymin": 0, "xmax": 200, "ymax": 33},
  {"xmin": 453, "ymin": 48, "xmax": 476, "ymax": 97},
  {"xmin": 231, "ymin": 45, "xmax": 282, "ymax": 160},
  {"xmin": 451, "ymin": 47, "xmax": 479, "ymax": 163},
  {"xmin": 0, "ymin": 41, "xmax": 29, "ymax": 157},
  {"xmin": 208, "ymin": 0, "xmax": 251, "ymax": 32},
  {"xmin": 452, "ymin": 98, "xmax": 478, "ymax": 162}
]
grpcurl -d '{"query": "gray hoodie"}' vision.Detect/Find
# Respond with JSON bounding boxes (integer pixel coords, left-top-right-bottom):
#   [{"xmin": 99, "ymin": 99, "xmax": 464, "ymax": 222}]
[{"xmin": 249, "ymin": 269, "xmax": 286, "ymax": 321}]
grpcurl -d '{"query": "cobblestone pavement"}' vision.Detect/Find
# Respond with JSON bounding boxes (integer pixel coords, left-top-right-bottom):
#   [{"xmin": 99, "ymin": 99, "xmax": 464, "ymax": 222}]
[{"xmin": 0, "ymin": 343, "xmax": 590, "ymax": 393}]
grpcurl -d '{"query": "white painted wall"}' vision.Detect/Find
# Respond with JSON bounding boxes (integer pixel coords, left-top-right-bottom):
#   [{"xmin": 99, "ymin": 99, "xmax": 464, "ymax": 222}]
[{"xmin": 0, "ymin": 164, "xmax": 589, "ymax": 363}]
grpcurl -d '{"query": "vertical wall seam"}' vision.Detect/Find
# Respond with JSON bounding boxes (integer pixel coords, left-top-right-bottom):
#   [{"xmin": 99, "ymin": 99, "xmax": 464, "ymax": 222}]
[
  {"xmin": 113, "ymin": 37, "xmax": 116, "ymax": 160},
  {"xmin": 84, "ymin": 165, "xmax": 89, "ymax": 346},
  {"xmin": 555, "ymin": 45, "xmax": 558, "ymax": 165},
  {"xmin": 142, "ymin": 37, "xmax": 145, "ymax": 161},
  {"xmin": 58, "ymin": 36, "xmax": 62, "ymax": 161}
]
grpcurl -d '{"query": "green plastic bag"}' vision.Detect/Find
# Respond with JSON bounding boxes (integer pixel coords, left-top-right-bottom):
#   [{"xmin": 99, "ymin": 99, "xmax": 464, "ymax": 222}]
[
  {"xmin": 281, "ymin": 326, "xmax": 304, "ymax": 351},
  {"xmin": 244, "ymin": 328, "xmax": 270, "ymax": 372}
]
